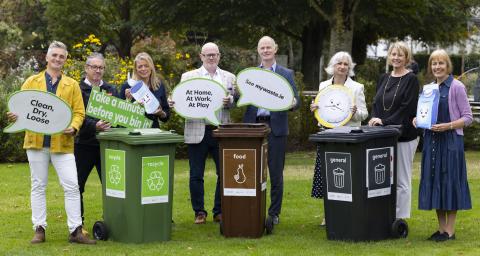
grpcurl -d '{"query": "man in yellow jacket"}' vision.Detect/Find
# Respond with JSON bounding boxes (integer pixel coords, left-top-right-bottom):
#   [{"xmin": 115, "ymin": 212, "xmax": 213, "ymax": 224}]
[{"xmin": 7, "ymin": 41, "xmax": 95, "ymax": 244}]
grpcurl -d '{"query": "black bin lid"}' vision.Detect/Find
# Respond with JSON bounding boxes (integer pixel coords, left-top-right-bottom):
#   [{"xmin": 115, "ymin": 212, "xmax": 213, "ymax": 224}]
[{"xmin": 309, "ymin": 125, "xmax": 401, "ymax": 143}]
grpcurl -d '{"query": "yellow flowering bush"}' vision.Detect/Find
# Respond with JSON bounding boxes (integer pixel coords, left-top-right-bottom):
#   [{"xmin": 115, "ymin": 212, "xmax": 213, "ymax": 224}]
[
  {"xmin": 64, "ymin": 35, "xmax": 198, "ymax": 92},
  {"xmin": 63, "ymin": 35, "xmax": 135, "ymax": 87}
]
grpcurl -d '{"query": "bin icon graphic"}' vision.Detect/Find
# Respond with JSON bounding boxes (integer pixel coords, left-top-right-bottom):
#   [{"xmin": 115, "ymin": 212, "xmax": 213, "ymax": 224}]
[
  {"xmin": 375, "ymin": 164, "xmax": 385, "ymax": 184},
  {"xmin": 333, "ymin": 168, "xmax": 345, "ymax": 188}
]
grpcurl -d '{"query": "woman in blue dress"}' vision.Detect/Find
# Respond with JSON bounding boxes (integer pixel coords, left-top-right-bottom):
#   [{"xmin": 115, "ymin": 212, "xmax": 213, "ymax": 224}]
[{"xmin": 414, "ymin": 49, "xmax": 473, "ymax": 242}]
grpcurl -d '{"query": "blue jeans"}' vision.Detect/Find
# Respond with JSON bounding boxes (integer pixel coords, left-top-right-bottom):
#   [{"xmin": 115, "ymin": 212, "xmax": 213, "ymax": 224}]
[{"xmin": 187, "ymin": 129, "xmax": 221, "ymax": 216}]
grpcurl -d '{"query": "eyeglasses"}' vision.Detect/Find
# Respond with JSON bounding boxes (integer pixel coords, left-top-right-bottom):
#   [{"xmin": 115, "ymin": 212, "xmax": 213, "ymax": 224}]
[
  {"xmin": 201, "ymin": 53, "xmax": 220, "ymax": 59},
  {"xmin": 87, "ymin": 64, "xmax": 105, "ymax": 71}
]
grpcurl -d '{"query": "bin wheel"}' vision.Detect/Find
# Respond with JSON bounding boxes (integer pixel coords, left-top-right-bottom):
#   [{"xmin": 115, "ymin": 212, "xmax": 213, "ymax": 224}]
[
  {"xmin": 265, "ymin": 216, "xmax": 274, "ymax": 235},
  {"xmin": 219, "ymin": 220, "xmax": 224, "ymax": 235},
  {"xmin": 391, "ymin": 219, "xmax": 408, "ymax": 238},
  {"xmin": 93, "ymin": 221, "xmax": 108, "ymax": 241}
]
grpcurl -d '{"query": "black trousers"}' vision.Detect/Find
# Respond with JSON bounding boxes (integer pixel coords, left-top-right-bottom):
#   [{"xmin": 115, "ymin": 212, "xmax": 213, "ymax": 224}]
[
  {"xmin": 267, "ymin": 133, "xmax": 287, "ymax": 217},
  {"xmin": 74, "ymin": 143, "xmax": 102, "ymax": 223},
  {"xmin": 187, "ymin": 129, "xmax": 221, "ymax": 217}
]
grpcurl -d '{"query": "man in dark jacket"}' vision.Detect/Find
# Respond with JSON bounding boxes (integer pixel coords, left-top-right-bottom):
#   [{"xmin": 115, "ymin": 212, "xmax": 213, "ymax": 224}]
[
  {"xmin": 75, "ymin": 52, "xmax": 117, "ymax": 231},
  {"xmin": 243, "ymin": 36, "xmax": 299, "ymax": 226}
]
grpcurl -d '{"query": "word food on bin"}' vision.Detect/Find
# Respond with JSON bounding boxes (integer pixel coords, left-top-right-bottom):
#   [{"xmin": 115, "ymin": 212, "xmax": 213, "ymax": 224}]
[
  {"xmin": 4, "ymin": 90, "xmax": 72, "ymax": 134},
  {"xmin": 236, "ymin": 67, "xmax": 295, "ymax": 110},
  {"xmin": 171, "ymin": 78, "xmax": 227, "ymax": 126}
]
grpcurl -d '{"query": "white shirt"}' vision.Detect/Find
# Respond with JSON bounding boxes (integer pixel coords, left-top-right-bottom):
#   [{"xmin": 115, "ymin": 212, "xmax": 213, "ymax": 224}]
[
  {"xmin": 199, "ymin": 65, "xmax": 233, "ymax": 104},
  {"xmin": 84, "ymin": 77, "xmax": 104, "ymax": 87},
  {"xmin": 200, "ymin": 66, "xmax": 223, "ymax": 84}
]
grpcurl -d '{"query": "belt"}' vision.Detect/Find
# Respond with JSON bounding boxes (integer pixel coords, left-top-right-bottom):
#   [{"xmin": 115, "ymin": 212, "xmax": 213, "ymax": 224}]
[
  {"xmin": 256, "ymin": 116, "xmax": 270, "ymax": 122},
  {"xmin": 205, "ymin": 125, "xmax": 217, "ymax": 131}
]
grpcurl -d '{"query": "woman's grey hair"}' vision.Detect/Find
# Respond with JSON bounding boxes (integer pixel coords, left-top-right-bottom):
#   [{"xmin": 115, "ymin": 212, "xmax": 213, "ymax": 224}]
[
  {"xmin": 86, "ymin": 52, "xmax": 105, "ymax": 65},
  {"xmin": 324, "ymin": 51, "xmax": 356, "ymax": 77},
  {"xmin": 47, "ymin": 40, "xmax": 68, "ymax": 57}
]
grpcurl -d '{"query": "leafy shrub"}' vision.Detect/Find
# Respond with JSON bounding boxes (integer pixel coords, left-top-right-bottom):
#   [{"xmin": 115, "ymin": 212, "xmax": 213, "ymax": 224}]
[
  {"xmin": 286, "ymin": 72, "xmax": 318, "ymax": 151},
  {"xmin": 0, "ymin": 57, "xmax": 37, "ymax": 162}
]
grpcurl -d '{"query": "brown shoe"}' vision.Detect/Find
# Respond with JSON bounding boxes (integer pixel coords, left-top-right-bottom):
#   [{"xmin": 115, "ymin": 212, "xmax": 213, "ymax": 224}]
[
  {"xmin": 213, "ymin": 214, "xmax": 222, "ymax": 223},
  {"xmin": 31, "ymin": 226, "xmax": 45, "ymax": 244},
  {"xmin": 68, "ymin": 226, "xmax": 96, "ymax": 244},
  {"xmin": 194, "ymin": 213, "xmax": 207, "ymax": 224}
]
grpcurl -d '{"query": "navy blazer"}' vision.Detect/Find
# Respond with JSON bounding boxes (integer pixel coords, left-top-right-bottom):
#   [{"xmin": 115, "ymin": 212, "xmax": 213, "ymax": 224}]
[
  {"xmin": 243, "ymin": 64, "xmax": 299, "ymax": 136},
  {"xmin": 119, "ymin": 81, "xmax": 170, "ymax": 128}
]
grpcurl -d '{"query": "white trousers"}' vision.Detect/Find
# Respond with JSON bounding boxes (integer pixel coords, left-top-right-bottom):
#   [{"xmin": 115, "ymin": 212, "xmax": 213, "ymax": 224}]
[
  {"xmin": 27, "ymin": 148, "xmax": 82, "ymax": 233},
  {"xmin": 396, "ymin": 138, "xmax": 419, "ymax": 219}
]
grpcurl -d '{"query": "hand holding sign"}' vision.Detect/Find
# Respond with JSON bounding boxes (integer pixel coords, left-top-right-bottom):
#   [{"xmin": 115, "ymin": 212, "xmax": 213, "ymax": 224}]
[
  {"xmin": 4, "ymin": 90, "xmax": 73, "ymax": 134},
  {"xmin": 127, "ymin": 73, "xmax": 160, "ymax": 114},
  {"xmin": 86, "ymin": 89, "xmax": 153, "ymax": 129},
  {"xmin": 171, "ymin": 78, "xmax": 227, "ymax": 126},
  {"xmin": 236, "ymin": 68, "xmax": 294, "ymax": 110}
]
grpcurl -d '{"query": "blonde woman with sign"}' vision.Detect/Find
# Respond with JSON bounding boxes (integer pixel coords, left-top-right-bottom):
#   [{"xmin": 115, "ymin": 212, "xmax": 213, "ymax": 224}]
[
  {"xmin": 119, "ymin": 52, "xmax": 170, "ymax": 128},
  {"xmin": 310, "ymin": 51, "xmax": 368, "ymax": 225}
]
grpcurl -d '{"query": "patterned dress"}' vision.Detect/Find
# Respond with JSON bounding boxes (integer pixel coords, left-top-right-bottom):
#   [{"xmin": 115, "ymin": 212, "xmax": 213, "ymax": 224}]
[{"xmin": 311, "ymin": 146, "xmax": 323, "ymax": 198}]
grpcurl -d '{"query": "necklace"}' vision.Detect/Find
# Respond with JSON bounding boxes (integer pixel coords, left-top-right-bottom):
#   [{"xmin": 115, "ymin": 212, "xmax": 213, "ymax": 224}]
[{"xmin": 382, "ymin": 74, "xmax": 403, "ymax": 111}]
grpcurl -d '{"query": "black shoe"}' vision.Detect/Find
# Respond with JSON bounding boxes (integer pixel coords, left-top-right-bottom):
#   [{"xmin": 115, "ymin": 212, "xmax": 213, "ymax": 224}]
[
  {"xmin": 435, "ymin": 232, "xmax": 455, "ymax": 242},
  {"xmin": 427, "ymin": 231, "xmax": 441, "ymax": 241},
  {"xmin": 270, "ymin": 215, "xmax": 279, "ymax": 225}
]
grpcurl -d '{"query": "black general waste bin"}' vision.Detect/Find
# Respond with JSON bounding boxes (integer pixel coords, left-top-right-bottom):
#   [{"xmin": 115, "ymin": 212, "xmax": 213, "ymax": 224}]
[
  {"xmin": 213, "ymin": 123, "xmax": 271, "ymax": 238},
  {"xmin": 309, "ymin": 126, "xmax": 407, "ymax": 241}
]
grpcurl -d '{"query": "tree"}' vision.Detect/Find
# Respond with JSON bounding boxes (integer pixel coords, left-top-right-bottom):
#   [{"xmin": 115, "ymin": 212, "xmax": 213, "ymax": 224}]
[
  {"xmin": 44, "ymin": 0, "xmax": 156, "ymax": 58},
  {"xmin": 309, "ymin": 0, "xmax": 361, "ymax": 57},
  {"xmin": 146, "ymin": 0, "xmax": 330, "ymax": 88},
  {"xmin": 0, "ymin": 0, "xmax": 49, "ymax": 52}
]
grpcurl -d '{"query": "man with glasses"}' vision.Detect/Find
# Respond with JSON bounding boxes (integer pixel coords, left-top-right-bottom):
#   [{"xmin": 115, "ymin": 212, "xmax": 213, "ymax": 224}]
[
  {"xmin": 170, "ymin": 42, "xmax": 236, "ymax": 224},
  {"xmin": 75, "ymin": 52, "xmax": 117, "ymax": 233}
]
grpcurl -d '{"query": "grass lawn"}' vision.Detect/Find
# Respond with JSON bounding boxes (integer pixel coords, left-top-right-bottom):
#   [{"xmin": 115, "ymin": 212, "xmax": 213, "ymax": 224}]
[{"xmin": 1, "ymin": 151, "xmax": 479, "ymax": 255}]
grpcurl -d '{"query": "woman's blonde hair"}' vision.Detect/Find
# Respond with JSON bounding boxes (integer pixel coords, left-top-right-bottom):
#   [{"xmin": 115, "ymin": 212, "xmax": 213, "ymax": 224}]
[
  {"xmin": 428, "ymin": 49, "xmax": 453, "ymax": 75},
  {"xmin": 133, "ymin": 52, "xmax": 160, "ymax": 90},
  {"xmin": 387, "ymin": 41, "xmax": 412, "ymax": 67}
]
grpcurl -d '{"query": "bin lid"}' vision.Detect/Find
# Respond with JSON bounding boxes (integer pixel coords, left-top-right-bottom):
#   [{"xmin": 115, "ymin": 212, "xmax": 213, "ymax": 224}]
[
  {"xmin": 212, "ymin": 123, "xmax": 270, "ymax": 138},
  {"xmin": 97, "ymin": 128, "xmax": 184, "ymax": 145},
  {"xmin": 309, "ymin": 125, "xmax": 401, "ymax": 143}
]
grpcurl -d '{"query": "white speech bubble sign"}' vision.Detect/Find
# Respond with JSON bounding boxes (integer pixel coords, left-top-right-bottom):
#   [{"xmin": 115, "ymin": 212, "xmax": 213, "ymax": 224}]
[
  {"xmin": 237, "ymin": 67, "xmax": 294, "ymax": 110},
  {"xmin": 3, "ymin": 90, "xmax": 73, "ymax": 134},
  {"xmin": 171, "ymin": 78, "xmax": 227, "ymax": 126}
]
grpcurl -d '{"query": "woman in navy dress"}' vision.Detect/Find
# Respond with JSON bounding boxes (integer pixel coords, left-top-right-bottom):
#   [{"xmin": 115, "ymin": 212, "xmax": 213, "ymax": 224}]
[{"xmin": 414, "ymin": 49, "xmax": 472, "ymax": 242}]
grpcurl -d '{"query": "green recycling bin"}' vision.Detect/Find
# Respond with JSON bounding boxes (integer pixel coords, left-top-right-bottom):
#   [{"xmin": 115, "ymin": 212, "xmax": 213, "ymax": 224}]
[{"xmin": 94, "ymin": 128, "xmax": 183, "ymax": 243}]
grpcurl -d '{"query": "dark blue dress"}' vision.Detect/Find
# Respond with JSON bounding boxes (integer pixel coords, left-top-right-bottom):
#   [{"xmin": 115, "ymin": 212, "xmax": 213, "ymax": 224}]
[{"xmin": 418, "ymin": 78, "xmax": 472, "ymax": 210}]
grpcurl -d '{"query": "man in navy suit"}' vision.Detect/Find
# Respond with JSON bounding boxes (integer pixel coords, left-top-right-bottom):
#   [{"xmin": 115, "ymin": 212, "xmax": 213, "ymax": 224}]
[{"xmin": 243, "ymin": 36, "xmax": 299, "ymax": 225}]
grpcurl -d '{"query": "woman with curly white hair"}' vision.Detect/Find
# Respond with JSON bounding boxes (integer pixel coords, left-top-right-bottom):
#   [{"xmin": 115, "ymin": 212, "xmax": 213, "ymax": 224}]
[{"xmin": 310, "ymin": 51, "xmax": 368, "ymax": 225}]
